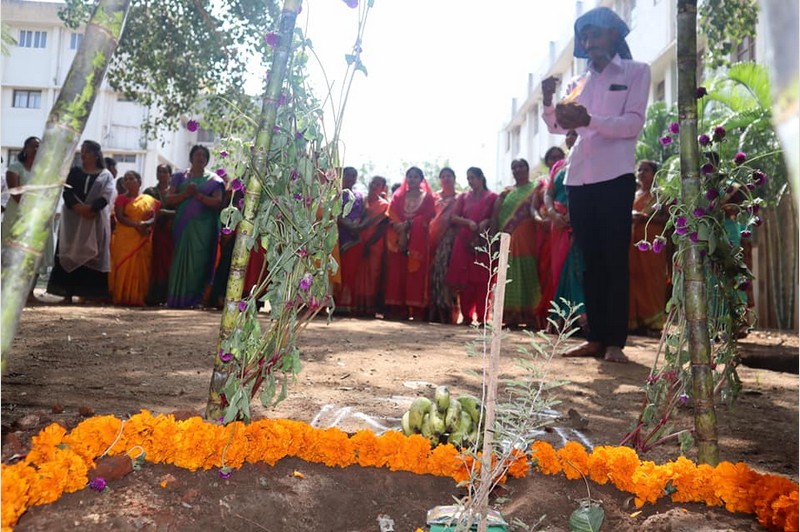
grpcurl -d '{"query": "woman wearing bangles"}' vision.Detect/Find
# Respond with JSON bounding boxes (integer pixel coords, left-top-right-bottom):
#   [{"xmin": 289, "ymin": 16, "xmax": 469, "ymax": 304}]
[{"xmin": 165, "ymin": 145, "xmax": 224, "ymax": 308}]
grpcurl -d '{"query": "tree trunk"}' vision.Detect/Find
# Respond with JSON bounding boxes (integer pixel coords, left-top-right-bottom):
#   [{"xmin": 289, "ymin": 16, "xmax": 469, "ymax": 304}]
[
  {"xmin": 205, "ymin": 0, "xmax": 301, "ymax": 421},
  {"xmin": 1, "ymin": 0, "xmax": 131, "ymax": 371},
  {"xmin": 677, "ymin": 0, "xmax": 718, "ymax": 465}
]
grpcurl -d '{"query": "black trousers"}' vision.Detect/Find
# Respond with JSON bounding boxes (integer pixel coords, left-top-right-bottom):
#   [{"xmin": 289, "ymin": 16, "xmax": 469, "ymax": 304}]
[{"xmin": 567, "ymin": 174, "xmax": 636, "ymax": 348}]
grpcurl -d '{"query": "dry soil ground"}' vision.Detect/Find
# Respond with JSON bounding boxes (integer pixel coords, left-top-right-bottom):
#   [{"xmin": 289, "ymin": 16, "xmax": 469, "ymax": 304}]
[{"xmin": 1, "ymin": 303, "xmax": 798, "ymax": 531}]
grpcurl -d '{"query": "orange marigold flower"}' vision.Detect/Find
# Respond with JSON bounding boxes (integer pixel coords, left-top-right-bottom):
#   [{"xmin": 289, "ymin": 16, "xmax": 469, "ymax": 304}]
[
  {"xmin": 530, "ymin": 441, "xmax": 561, "ymax": 475},
  {"xmin": 350, "ymin": 429, "xmax": 384, "ymax": 468},
  {"xmin": 26, "ymin": 423, "xmax": 68, "ymax": 464},
  {"xmin": 712, "ymin": 462, "xmax": 759, "ymax": 514},
  {"xmin": 506, "ymin": 448, "xmax": 531, "ymax": 479},
  {"xmin": 427, "ymin": 444, "xmax": 465, "ymax": 480},
  {"xmin": 557, "ymin": 441, "xmax": 589, "ymax": 480},
  {"xmin": 588, "ymin": 445, "xmax": 639, "ymax": 492}
]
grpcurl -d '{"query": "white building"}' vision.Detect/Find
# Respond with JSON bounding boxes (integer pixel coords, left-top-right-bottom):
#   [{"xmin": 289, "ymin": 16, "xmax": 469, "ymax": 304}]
[
  {"xmin": 1, "ymin": 0, "xmax": 206, "ymax": 189},
  {"xmin": 496, "ymin": 0, "xmax": 764, "ymax": 185}
]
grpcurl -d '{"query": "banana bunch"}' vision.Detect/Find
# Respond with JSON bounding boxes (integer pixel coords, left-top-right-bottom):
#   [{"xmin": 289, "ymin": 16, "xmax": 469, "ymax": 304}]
[{"xmin": 400, "ymin": 386, "xmax": 484, "ymax": 448}]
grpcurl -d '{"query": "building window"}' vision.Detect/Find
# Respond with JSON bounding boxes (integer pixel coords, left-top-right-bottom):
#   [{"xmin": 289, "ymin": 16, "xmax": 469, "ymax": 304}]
[
  {"xmin": 116, "ymin": 154, "xmax": 137, "ymax": 164},
  {"xmin": 69, "ymin": 32, "xmax": 83, "ymax": 50},
  {"xmin": 733, "ymin": 35, "xmax": 756, "ymax": 63},
  {"xmin": 511, "ymin": 126, "xmax": 521, "ymax": 155},
  {"xmin": 18, "ymin": 30, "xmax": 47, "ymax": 49},
  {"xmin": 12, "ymin": 90, "xmax": 42, "ymax": 109}
]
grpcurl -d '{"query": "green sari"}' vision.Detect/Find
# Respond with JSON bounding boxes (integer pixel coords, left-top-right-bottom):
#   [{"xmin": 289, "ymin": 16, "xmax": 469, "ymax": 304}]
[{"xmin": 167, "ymin": 171, "xmax": 224, "ymax": 308}]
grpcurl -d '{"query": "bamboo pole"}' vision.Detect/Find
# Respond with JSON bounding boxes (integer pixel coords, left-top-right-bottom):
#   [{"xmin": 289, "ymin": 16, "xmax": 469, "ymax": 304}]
[
  {"xmin": 477, "ymin": 232, "xmax": 510, "ymax": 532},
  {"xmin": 0, "ymin": 0, "xmax": 131, "ymax": 371},
  {"xmin": 677, "ymin": 0, "xmax": 718, "ymax": 465},
  {"xmin": 205, "ymin": 0, "xmax": 301, "ymax": 421}
]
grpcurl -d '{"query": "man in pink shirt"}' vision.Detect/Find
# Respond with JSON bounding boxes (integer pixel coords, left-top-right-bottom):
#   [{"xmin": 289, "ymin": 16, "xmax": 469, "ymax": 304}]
[{"xmin": 541, "ymin": 6, "xmax": 650, "ymax": 363}]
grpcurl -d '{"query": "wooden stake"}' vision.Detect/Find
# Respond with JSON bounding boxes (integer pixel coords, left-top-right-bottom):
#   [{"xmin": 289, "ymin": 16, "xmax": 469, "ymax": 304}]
[{"xmin": 478, "ymin": 232, "xmax": 510, "ymax": 532}]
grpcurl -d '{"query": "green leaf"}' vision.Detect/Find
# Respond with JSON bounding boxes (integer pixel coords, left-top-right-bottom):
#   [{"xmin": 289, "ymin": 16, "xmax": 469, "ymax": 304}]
[{"xmin": 569, "ymin": 500, "xmax": 605, "ymax": 532}]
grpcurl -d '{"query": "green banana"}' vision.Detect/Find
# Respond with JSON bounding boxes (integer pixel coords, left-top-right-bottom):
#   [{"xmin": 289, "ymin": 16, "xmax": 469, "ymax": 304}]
[
  {"xmin": 420, "ymin": 413, "xmax": 433, "ymax": 439},
  {"xmin": 401, "ymin": 411, "xmax": 412, "ymax": 436},
  {"xmin": 444, "ymin": 399, "xmax": 463, "ymax": 432},
  {"xmin": 447, "ymin": 411, "xmax": 474, "ymax": 447},
  {"xmin": 456, "ymin": 395, "xmax": 483, "ymax": 427},
  {"xmin": 434, "ymin": 385, "xmax": 450, "ymax": 412},
  {"xmin": 408, "ymin": 397, "xmax": 432, "ymax": 432},
  {"xmin": 428, "ymin": 406, "xmax": 447, "ymax": 435}
]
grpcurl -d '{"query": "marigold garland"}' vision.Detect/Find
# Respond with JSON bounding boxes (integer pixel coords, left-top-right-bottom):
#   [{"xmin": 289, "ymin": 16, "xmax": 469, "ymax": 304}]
[{"xmin": 1, "ymin": 411, "xmax": 797, "ymax": 532}]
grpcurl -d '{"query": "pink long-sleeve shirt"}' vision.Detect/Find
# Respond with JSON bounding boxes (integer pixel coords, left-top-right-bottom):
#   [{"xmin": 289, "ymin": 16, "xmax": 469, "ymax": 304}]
[{"xmin": 543, "ymin": 54, "xmax": 651, "ymax": 186}]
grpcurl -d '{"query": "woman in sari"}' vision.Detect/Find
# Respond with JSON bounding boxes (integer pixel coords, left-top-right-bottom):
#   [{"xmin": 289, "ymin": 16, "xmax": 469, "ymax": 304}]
[
  {"xmin": 384, "ymin": 166, "xmax": 436, "ymax": 320},
  {"xmin": 109, "ymin": 171, "xmax": 160, "ymax": 306},
  {"xmin": 342, "ymin": 176, "xmax": 389, "ymax": 317},
  {"xmin": 143, "ymin": 164, "xmax": 175, "ymax": 305},
  {"xmin": 428, "ymin": 167, "xmax": 459, "ymax": 323},
  {"xmin": 543, "ymin": 131, "xmax": 587, "ymax": 329},
  {"xmin": 533, "ymin": 146, "xmax": 565, "ymax": 326},
  {"xmin": 492, "ymin": 158, "xmax": 541, "ymax": 328},
  {"xmin": 336, "ymin": 167, "xmax": 365, "ymax": 314},
  {"xmin": 166, "ymin": 145, "xmax": 225, "ymax": 308},
  {"xmin": 445, "ymin": 167, "xmax": 497, "ymax": 326},
  {"xmin": 628, "ymin": 160, "xmax": 668, "ymax": 333},
  {"xmin": 47, "ymin": 140, "xmax": 115, "ymax": 303}
]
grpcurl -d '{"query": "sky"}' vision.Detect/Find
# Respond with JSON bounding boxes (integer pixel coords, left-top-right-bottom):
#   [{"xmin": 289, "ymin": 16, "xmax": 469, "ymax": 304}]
[{"xmin": 294, "ymin": 0, "xmax": 578, "ymax": 188}]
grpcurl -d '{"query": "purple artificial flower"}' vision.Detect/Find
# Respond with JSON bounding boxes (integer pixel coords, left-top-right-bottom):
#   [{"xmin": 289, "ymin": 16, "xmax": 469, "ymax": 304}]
[
  {"xmin": 293, "ymin": 193, "xmax": 303, "ymax": 201},
  {"xmin": 636, "ymin": 240, "xmax": 652, "ymax": 252},
  {"xmin": 713, "ymin": 126, "xmax": 726, "ymax": 141},
  {"xmin": 675, "ymin": 225, "xmax": 689, "ymax": 236},
  {"xmin": 734, "ymin": 152, "xmax": 747, "ymax": 165},
  {"xmin": 646, "ymin": 374, "xmax": 660, "ymax": 385},
  {"xmin": 238, "ymin": 300, "xmax": 247, "ymax": 313},
  {"xmin": 343, "ymin": 0, "xmax": 358, "ymax": 7},
  {"xmin": 186, "ymin": 119, "xmax": 199, "ymax": 132},
  {"xmin": 218, "ymin": 468, "xmax": 233, "ymax": 480},
  {"xmin": 290, "ymin": 168, "xmax": 299, "ymax": 181},
  {"xmin": 652, "ymin": 236, "xmax": 666, "ymax": 254},
  {"xmin": 753, "ymin": 216, "xmax": 763, "ymax": 227},
  {"xmin": 297, "ymin": 247, "xmax": 308, "ymax": 258},
  {"xmin": 700, "ymin": 249, "xmax": 708, "ymax": 258},
  {"xmin": 218, "ymin": 349, "xmax": 233, "ymax": 363},
  {"xmin": 692, "ymin": 207, "xmax": 706, "ymax": 218},
  {"xmin": 216, "ymin": 168, "xmax": 227, "ymax": 178},
  {"xmin": 88, "ymin": 477, "xmax": 107, "ymax": 492},
  {"xmin": 751, "ymin": 170, "xmax": 767, "ymax": 187},
  {"xmin": 748, "ymin": 203, "xmax": 761, "ymax": 215},
  {"xmin": 221, "ymin": 227, "xmax": 233, "ymax": 236},
  {"xmin": 689, "ymin": 231, "xmax": 699, "ymax": 243},
  {"xmin": 308, "ymin": 296, "xmax": 321, "ymax": 311},
  {"xmin": 230, "ymin": 178, "xmax": 244, "ymax": 192},
  {"xmin": 675, "ymin": 215, "xmax": 688, "ymax": 228},
  {"xmin": 219, "ymin": 150, "xmax": 229, "ymax": 158},
  {"xmin": 740, "ymin": 229, "xmax": 752, "ymax": 239},
  {"xmin": 264, "ymin": 32, "xmax": 279, "ymax": 48},
  {"xmin": 295, "ymin": 131, "xmax": 304, "ymax": 141},
  {"xmin": 272, "ymin": 126, "xmax": 281, "ymax": 133},
  {"xmin": 237, "ymin": 197, "xmax": 244, "ymax": 210},
  {"xmin": 299, "ymin": 273, "xmax": 313, "ymax": 291},
  {"xmin": 659, "ymin": 135, "xmax": 673, "ymax": 146},
  {"xmin": 696, "ymin": 86, "xmax": 708, "ymax": 98},
  {"xmin": 738, "ymin": 279, "xmax": 752, "ymax": 291},
  {"xmin": 701, "ymin": 163, "xmax": 715, "ymax": 175},
  {"xmin": 698, "ymin": 134, "xmax": 711, "ymax": 146},
  {"xmin": 668, "ymin": 122, "xmax": 680, "ymax": 135},
  {"xmin": 705, "ymin": 188, "xmax": 719, "ymax": 201},
  {"xmin": 678, "ymin": 393, "xmax": 690, "ymax": 406}
]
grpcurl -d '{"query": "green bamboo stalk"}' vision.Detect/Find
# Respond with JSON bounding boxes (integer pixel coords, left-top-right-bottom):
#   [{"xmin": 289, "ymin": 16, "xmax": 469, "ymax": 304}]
[
  {"xmin": 677, "ymin": 0, "xmax": 718, "ymax": 465},
  {"xmin": 205, "ymin": 0, "xmax": 301, "ymax": 421},
  {"xmin": 1, "ymin": 0, "xmax": 131, "ymax": 371}
]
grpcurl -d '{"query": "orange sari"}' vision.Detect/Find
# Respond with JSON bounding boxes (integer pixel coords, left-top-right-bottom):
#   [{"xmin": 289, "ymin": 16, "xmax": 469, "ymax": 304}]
[
  {"xmin": 629, "ymin": 190, "xmax": 667, "ymax": 330},
  {"xmin": 109, "ymin": 194, "xmax": 160, "ymax": 306}
]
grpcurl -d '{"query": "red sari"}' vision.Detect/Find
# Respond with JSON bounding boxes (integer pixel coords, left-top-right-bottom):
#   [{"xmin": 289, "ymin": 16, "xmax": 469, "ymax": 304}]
[
  {"xmin": 338, "ymin": 194, "xmax": 390, "ymax": 315},
  {"xmin": 445, "ymin": 189, "xmax": 498, "ymax": 324},
  {"xmin": 384, "ymin": 179, "xmax": 436, "ymax": 313}
]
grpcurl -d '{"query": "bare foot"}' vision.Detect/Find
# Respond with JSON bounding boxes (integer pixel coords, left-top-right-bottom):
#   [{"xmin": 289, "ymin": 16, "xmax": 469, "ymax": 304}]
[
  {"xmin": 562, "ymin": 341, "xmax": 604, "ymax": 358},
  {"xmin": 603, "ymin": 346, "xmax": 629, "ymax": 363}
]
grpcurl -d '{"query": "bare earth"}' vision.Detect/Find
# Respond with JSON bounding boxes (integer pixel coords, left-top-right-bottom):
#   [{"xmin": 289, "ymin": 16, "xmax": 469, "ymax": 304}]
[{"xmin": 1, "ymin": 303, "xmax": 798, "ymax": 531}]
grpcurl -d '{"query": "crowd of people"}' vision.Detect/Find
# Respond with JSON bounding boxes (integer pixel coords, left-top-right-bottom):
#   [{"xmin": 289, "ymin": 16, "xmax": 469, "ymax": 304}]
[{"xmin": 2, "ymin": 7, "xmax": 756, "ymax": 366}]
